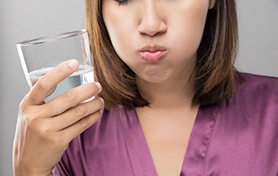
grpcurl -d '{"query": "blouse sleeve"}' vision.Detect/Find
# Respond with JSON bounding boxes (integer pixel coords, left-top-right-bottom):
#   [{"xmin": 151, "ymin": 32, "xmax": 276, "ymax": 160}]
[
  {"xmin": 51, "ymin": 136, "xmax": 82, "ymax": 176},
  {"xmin": 52, "ymin": 150, "xmax": 73, "ymax": 176}
]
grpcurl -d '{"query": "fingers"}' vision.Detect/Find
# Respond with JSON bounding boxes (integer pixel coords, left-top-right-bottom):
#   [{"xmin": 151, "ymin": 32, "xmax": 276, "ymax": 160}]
[
  {"xmin": 14, "ymin": 59, "xmax": 104, "ymax": 176},
  {"xmin": 51, "ymin": 97, "xmax": 104, "ymax": 131},
  {"xmin": 60, "ymin": 109, "xmax": 103, "ymax": 142},
  {"xmin": 44, "ymin": 82, "xmax": 102, "ymax": 117},
  {"xmin": 27, "ymin": 59, "xmax": 79, "ymax": 105}
]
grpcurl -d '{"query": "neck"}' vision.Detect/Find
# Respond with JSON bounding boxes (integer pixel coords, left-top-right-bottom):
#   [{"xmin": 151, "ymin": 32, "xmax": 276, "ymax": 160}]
[{"xmin": 136, "ymin": 73, "xmax": 195, "ymax": 109}]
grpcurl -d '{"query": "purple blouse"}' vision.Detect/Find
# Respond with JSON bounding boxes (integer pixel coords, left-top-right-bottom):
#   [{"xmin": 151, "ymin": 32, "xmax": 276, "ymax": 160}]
[{"xmin": 53, "ymin": 73, "xmax": 278, "ymax": 176}]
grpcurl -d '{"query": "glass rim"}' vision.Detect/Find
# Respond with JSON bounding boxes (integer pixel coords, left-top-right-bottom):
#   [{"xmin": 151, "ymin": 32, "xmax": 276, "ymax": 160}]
[{"xmin": 16, "ymin": 29, "xmax": 88, "ymax": 47}]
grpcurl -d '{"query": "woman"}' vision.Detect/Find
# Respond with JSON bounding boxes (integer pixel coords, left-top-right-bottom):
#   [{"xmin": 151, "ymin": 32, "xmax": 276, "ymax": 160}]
[{"xmin": 13, "ymin": 0, "xmax": 278, "ymax": 175}]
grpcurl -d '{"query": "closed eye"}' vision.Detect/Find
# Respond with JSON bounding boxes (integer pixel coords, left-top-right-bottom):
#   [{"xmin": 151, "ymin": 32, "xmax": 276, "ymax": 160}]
[{"xmin": 114, "ymin": 0, "xmax": 129, "ymax": 6}]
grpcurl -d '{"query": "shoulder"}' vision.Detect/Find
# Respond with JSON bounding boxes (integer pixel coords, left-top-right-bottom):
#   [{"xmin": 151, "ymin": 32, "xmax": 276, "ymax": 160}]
[
  {"xmin": 235, "ymin": 72, "xmax": 278, "ymax": 105},
  {"xmin": 238, "ymin": 72, "xmax": 278, "ymax": 91},
  {"xmin": 212, "ymin": 72, "xmax": 278, "ymax": 129},
  {"xmin": 212, "ymin": 72, "xmax": 278, "ymax": 130},
  {"xmin": 202, "ymin": 73, "xmax": 278, "ymax": 175}
]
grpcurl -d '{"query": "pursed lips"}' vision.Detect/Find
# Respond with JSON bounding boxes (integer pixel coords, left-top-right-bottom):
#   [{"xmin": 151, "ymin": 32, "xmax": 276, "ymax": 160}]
[{"xmin": 139, "ymin": 45, "xmax": 167, "ymax": 62}]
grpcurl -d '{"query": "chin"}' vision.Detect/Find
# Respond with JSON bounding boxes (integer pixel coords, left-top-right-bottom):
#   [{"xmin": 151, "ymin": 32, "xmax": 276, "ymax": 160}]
[{"xmin": 140, "ymin": 73, "xmax": 170, "ymax": 84}]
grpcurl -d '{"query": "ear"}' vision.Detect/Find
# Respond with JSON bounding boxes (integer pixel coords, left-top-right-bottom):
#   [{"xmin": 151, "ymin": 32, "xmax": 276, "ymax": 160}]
[{"xmin": 209, "ymin": 0, "xmax": 216, "ymax": 9}]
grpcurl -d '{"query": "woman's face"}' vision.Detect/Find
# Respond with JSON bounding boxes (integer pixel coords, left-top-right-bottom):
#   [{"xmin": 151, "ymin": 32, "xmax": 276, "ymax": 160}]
[{"xmin": 102, "ymin": 0, "xmax": 211, "ymax": 84}]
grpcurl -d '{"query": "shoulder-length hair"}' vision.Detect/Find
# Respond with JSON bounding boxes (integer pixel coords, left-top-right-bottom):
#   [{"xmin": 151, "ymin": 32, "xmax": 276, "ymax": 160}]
[{"xmin": 85, "ymin": 0, "xmax": 238, "ymax": 109}]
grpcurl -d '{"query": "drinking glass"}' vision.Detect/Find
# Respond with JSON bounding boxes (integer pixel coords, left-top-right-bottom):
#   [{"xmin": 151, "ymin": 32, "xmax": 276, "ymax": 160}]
[{"xmin": 16, "ymin": 29, "xmax": 94, "ymax": 101}]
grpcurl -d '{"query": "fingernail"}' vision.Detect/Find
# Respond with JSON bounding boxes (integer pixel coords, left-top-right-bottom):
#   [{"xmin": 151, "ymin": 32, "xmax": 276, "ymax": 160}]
[
  {"xmin": 95, "ymin": 82, "xmax": 102, "ymax": 91},
  {"xmin": 100, "ymin": 107, "xmax": 104, "ymax": 114},
  {"xmin": 99, "ymin": 98, "xmax": 105, "ymax": 114},
  {"xmin": 99, "ymin": 97, "xmax": 104, "ymax": 104},
  {"xmin": 68, "ymin": 59, "xmax": 79, "ymax": 69}
]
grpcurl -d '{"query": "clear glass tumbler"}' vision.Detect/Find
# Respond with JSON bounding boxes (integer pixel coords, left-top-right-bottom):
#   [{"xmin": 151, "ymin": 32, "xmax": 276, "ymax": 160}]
[{"xmin": 16, "ymin": 29, "xmax": 94, "ymax": 101}]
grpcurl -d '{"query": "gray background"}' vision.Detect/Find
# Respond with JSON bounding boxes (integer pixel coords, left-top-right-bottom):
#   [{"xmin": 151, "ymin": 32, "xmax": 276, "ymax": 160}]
[{"xmin": 0, "ymin": 0, "xmax": 277, "ymax": 175}]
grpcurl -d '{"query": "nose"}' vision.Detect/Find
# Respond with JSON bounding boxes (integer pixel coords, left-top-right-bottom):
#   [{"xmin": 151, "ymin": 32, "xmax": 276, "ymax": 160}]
[{"xmin": 137, "ymin": 1, "xmax": 167, "ymax": 37}]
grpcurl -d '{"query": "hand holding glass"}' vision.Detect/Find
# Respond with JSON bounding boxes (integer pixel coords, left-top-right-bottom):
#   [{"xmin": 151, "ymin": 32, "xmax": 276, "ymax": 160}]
[{"xmin": 16, "ymin": 29, "xmax": 94, "ymax": 101}]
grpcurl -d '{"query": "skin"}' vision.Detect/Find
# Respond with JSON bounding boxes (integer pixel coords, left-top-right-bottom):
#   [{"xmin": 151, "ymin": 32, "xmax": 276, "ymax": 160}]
[
  {"xmin": 102, "ymin": 0, "xmax": 210, "ymax": 106},
  {"xmin": 13, "ymin": 0, "xmax": 215, "ymax": 175},
  {"xmin": 103, "ymin": 0, "xmax": 213, "ymax": 175},
  {"xmin": 13, "ymin": 60, "xmax": 104, "ymax": 176}
]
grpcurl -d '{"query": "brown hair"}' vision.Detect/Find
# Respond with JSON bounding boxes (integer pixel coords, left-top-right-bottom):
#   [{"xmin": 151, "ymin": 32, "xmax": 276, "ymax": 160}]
[{"xmin": 85, "ymin": 0, "xmax": 238, "ymax": 109}]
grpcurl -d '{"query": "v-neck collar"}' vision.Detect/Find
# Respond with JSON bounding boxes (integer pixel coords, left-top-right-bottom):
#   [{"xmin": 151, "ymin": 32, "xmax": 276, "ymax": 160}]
[
  {"xmin": 121, "ymin": 108, "xmax": 157, "ymax": 175},
  {"xmin": 120, "ymin": 105, "xmax": 217, "ymax": 176},
  {"xmin": 181, "ymin": 105, "xmax": 217, "ymax": 175}
]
